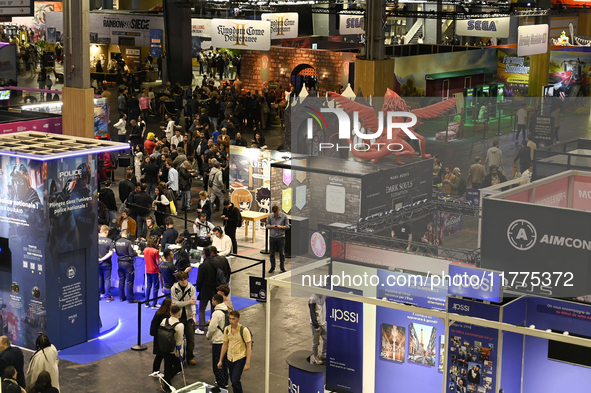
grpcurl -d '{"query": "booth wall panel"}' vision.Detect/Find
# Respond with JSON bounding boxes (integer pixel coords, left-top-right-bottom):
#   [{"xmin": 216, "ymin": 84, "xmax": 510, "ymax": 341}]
[
  {"xmin": 532, "ymin": 177, "xmax": 569, "ymax": 207},
  {"xmin": 572, "ymin": 175, "xmax": 591, "ymax": 211},
  {"xmin": 500, "ymin": 332, "xmax": 524, "ymax": 393}
]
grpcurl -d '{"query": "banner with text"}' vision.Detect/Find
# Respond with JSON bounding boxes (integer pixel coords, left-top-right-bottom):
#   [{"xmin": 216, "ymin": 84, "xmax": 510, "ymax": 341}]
[
  {"xmin": 339, "ymin": 14, "xmax": 364, "ymax": 35},
  {"xmin": 456, "ymin": 17, "xmax": 510, "ymax": 38},
  {"xmin": 210, "ymin": 19, "xmax": 270, "ymax": 51},
  {"xmin": 518, "ymin": 24, "xmax": 549, "ymax": 57},
  {"xmin": 261, "ymin": 13, "xmax": 299, "ymax": 39}
]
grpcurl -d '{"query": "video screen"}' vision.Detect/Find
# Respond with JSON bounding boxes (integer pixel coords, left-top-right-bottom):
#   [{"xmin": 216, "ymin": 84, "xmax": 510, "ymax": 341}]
[{"xmin": 0, "ymin": 91, "xmax": 10, "ymax": 101}]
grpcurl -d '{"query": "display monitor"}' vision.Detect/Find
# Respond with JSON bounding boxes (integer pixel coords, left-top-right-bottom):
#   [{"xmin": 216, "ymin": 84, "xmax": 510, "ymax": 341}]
[
  {"xmin": 548, "ymin": 330, "xmax": 591, "ymax": 368},
  {"xmin": 0, "ymin": 90, "xmax": 10, "ymax": 101}
]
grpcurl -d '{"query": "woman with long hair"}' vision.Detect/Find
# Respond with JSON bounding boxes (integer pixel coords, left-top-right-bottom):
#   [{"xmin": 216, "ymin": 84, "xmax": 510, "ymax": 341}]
[
  {"xmin": 149, "ymin": 298, "xmax": 173, "ymax": 378},
  {"xmin": 27, "ymin": 371, "xmax": 58, "ymax": 393},
  {"xmin": 153, "ymin": 185, "xmax": 171, "ymax": 227},
  {"xmin": 25, "ymin": 333, "xmax": 59, "ymax": 390}
]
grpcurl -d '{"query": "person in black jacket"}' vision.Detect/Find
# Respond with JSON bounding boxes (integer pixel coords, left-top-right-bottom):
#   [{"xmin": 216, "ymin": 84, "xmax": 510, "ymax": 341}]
[
  {"xmin": 221, "ymin": 199, "xmax": 240, "ymax": 254},
  {"xmin": 178, "ymin": 161, "xmax": 194, "ymax": 211},
  {"xmin": 134, "ymin": 183, "xmax": 154, "ymax": 240},
  {"xmin": 144, "ymin": 157, "xmax": 160, "ymax": 197},
  {"xmin": 0, "ymin": 336, "xmax": 25, "ymax": 389},
  {"xmin": 210, "ymin": 246, "xmax": 231, "ymax": 284},
  {"xmin": 482, "ymin": 165, "xmax": 508, "ymax": 188},
  {"xmin": 513, "ymin": 140, "xmax": 532, "ymax": 174},
  {"xmin": 195, "ymin": 247, "xmax": 218, "ymax": 334},
  {"xmin": 119, "ymin": 172, "xmax": 136, "ymax": 204},
  {"xmin": 149, "ymin": 298, "xmax": 172, "ymax": 377},
  {"xmin": 1, "ymin": 366, "xmax": 24, "ymax": 393},
  {"xmin": 99, "ymin": 181, "xmax": 117, "ymax": 221},
  {"xmin": 161, "ymin": 217, "xmax": 179, "ymax": 250},
  {"xmin": 115, "ymin": 229, "xmax": 139, "ymax": 303}
]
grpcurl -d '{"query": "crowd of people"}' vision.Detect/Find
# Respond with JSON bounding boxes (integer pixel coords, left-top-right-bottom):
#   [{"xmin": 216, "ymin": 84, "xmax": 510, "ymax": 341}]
[{"xmin": 0, "ymin": 334, "xmax": 59, "ymax": 393}]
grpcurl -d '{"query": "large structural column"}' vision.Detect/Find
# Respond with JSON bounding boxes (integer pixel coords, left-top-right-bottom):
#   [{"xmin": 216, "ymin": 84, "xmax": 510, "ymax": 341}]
[
  {"xmin": 424, "ymin": 0, "xmax": 442, "ymax": 45},
  {"xmin": 163, "ymin": 0, "xmax": 192, "ymax": 86},
  {"xmin": 62, "ymin": 0, "xmax": 94, "ymax": 138},
  {"xmin": 528, "ymin": 10, "xmax": 551, "ymax": 97}
]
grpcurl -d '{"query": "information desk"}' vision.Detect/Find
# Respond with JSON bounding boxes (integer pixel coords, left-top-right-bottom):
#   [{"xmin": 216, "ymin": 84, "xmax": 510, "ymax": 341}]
[
  {"xmin": 286, "ymin": 350, "xmax": 325, "ymax": 393},
  {"xmin": 240, "ymin": 211, "xmax": 269, "ymax": 243}
]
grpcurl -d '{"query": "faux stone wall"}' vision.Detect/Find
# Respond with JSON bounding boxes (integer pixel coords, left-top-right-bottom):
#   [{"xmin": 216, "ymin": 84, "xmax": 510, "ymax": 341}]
[{"xmin": 240, "ymin": 47, "xmax": 355, "ymax": 96}]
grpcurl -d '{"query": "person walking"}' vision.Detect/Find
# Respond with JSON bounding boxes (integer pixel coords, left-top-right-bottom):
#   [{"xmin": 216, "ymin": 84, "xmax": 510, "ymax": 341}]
[
  {"xmin": 171, "ymin": 271, "xmax": 197, "ymax": 366},
  {"xmin": 206, "ymin": 294, "xmax": 229, "ymax": 389},
  {"xmin": 114, "ymin": 229, "xmax": 140, "ymax": 303},
  {"xmin": 467, "ymin": 157, "xmax": 486, "ymax": 189},
  {"xmin": 196, "ymin": 247, "xmax": 218, "ymax": 334},
  {"xmin": 308, "ymin": 293, "xmax": 327, "ymax": 365},
  {"xmin": 516, "ymin": 103, "xmax": 527, "ymax": 141},
  {"xmin": 25, "ymin": 333, "xmax": 59, "ymax": 390},
  {"xmin": 218, "ymin": 310, "xmax": 252, "ymax": 393},
  {"xmin": 149, "ymin": 298, "xmax": 172, "ymax": 378},
  {"xmin": 267, "ymin": 205, "xmax": 289, "ymax": 273},
  {"xmin": 514, "ymin": 140, "xmax": 532, "ymax": 174},
  {"xmin": 485, "ymin": 140, "xmax": 504, "ymax": 173},
  {"xmin": 160, "ymin": 305, "xmax": 184, "ymax": 392}
]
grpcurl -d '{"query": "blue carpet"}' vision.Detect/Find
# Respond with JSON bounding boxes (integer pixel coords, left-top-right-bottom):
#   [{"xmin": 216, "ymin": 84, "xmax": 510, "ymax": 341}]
[{"xmin": 58, "ymin": 295, "xmax": 259, "ymax": 365}]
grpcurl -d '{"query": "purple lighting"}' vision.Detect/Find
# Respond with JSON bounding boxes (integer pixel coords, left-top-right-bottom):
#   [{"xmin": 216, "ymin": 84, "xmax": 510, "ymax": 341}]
[{"xmin": 0, "ymin": 144, "xmax": 129, "ymax": 161}]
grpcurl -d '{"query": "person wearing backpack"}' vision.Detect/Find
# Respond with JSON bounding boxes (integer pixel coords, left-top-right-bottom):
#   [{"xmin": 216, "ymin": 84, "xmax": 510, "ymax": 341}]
[
  {"xmin": 206, "ymin": 294, "xmax": 229, "ymax": 389},
  {"xmin": 210, "ymin": 246, "xmax": 231, "ymax": 287},
  {"xmin": 195, "ymin": 247, "xmax": 218, "ymax": 335},
  {"xmin": 149, "ymin": 298, "xmax": 172, "ymax": 378},
  {"xmin": 218, "ymin": 310, "xmax": 252, "ymax": 393},
  {"xmin": 171, "ymin": 271, "xmax": 197, "ymax": 366},
  {"xmin": 221, "ymin": 199, "xmax": 240, "ymax": 254},
  {"xmin": 208, "ymin": 159, "xmax": 225, "ymax": 212},
  {"xmin": 159, "ymin": 304, "xmax": 185, "ymax": 392}
]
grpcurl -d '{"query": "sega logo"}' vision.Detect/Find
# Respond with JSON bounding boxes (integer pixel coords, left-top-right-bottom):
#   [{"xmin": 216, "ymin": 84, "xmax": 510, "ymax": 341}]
[
  {"xmin": 467, "ymin": 20, "xmax": 497, "ymax": 32},
  {"xmin": 346, "ymin": 18, "xmax": 362, "ymax": 29},
  {"xmin": 330, "ymin": 308, "xmax": 359, "ymax": 323}
]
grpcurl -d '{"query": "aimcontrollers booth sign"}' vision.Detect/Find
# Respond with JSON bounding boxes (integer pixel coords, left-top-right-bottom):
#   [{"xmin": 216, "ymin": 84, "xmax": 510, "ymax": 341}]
[{"xmin": 211, "ymin": 19, "xmax": 270, "ymax": 51}]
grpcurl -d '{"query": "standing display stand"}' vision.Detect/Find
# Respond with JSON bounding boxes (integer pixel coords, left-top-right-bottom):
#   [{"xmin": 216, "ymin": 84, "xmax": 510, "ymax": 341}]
[
  {"xmin": 286, "ymin": 350, "xmax": 325, "ymax": 393},
  {"xmin": 0, "ymin": 132, "xmax": 128, "ymax": 350}
]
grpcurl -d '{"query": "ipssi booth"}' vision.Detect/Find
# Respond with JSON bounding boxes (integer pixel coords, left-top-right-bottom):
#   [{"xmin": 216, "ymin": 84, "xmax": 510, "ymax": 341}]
[{"xmin": 0, "ymin": 132, "xmax": 127, "ymax": 350}]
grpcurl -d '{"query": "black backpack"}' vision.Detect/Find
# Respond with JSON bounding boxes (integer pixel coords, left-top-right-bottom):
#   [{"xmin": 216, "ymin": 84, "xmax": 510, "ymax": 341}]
[
  {"xmin": 235, "ymin": 206, "xmax": 243, "ymax": 228},
  {"xmin": 216, "ymin": 309, "xmax": 230, "ymax": 333},
  {"xmin": 157, "ymin": 317, "xmax": 181, "ymax": 353}
]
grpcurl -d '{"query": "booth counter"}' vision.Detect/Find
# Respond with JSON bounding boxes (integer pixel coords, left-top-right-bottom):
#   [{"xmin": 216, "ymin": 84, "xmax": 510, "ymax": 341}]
[{"xmin": 0, "ymin": 132, "xmax": 128, "ymax": 350}]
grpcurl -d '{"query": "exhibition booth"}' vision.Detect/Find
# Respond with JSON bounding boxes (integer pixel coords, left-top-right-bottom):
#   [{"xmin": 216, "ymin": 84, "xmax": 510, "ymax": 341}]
[
  {"xmin": 533, "ymin": 139, "xmax": 591, "ymax": 179},
  {"xmin": 265, "ymin": 257, "xmax": 591, "ymax": 393},
  {"xmin": 0, "ymin": 132, "xmax": 128, "ymax": 350},
  {"xmin": 0, "ymin": 105, "xmax": 63, "ymax": 135},
  {"xmin": 481, "ymin": 170, "xmax": 591, "ymax": 298}
]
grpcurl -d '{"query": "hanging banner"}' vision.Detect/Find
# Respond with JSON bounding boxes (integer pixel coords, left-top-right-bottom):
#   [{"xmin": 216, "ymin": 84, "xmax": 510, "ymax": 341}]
[
  {"xmin": 283, "ymin": 169, "xmax": 292, "ymax": 186},
  {"xmin": 339, "ymin": 14, "xmax": 364, "ymax": 35},
  {"xmin": 282, "ymin": 189, "xmax": 292, "ymax": 213},
  {"xmin": 0, "ymin": 43, "xmax": 18, "ymax": 82},
  {"xmin": 456, "ymin": 17, "xmax": 510, "ymax": 38},
  {"xmin": 296, "ymin": 185, "xmax": 306, "ymax": 210},
  {"xmin": 191, "ymin": 18, "xmax": 212, "ymax": 37},
  {"xmin": 326, "ymin": 297, "xmax": 363, "ymax": 393},
  {"xmin": 210, "ymin": 19, "xmax": 271, "ymax": 51},
  {"xmin": 261, "ymin": 13, "xmax": 299, "ymax": 39},
  {"xmin": 518, "ymin": 24, "xmax": 549, "ymax": 57}
]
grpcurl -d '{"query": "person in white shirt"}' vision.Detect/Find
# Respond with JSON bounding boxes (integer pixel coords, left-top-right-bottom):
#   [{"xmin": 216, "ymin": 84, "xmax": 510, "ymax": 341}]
[
  {"xmin": 114, "ymin": 114, "xmax": 127, "ymax": 143},
  {"xmin": 171, "ymin": 129, "xmax": 182, "ymax": 149},
  {"xmin": 516, "ymin": 103, "xmax": 527, "ymax": 141},
  {"xmin": 194, "ymin": 213, "xmax": 215, "ymax": 239},
  {"xmin": 212, "ymin": 226, "xmax": 232, "ymax": 257},
  {"xmin": 417, "ymin": 35, "xmax": 424, "ymax": 44},
  {"xmin": 521, "ymin": 163, "xmax": 533, "ymax": 184},
  {"xmin": 160, "ymin": 114, "xmax": 175, "ymax": 140},
  {"xmin": 166, "ymin": 159, "xmax": 179, "ymax": 199},
  {"xmin": 160, "ymin": 305, "xmax": 184, "ymax": 390},
  {"xmin": 206, "ymin": 294, "xmax": 229, "ymax": 389}
]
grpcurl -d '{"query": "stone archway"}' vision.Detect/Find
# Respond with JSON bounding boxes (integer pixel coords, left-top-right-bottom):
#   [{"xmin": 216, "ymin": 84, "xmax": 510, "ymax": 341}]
[{"xmin": 290, "ymin": 63, "xmax": 317, "ymax": 95}]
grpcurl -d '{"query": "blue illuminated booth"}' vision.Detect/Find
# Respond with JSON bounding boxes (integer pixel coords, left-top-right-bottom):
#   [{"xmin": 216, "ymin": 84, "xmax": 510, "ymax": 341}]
[{"xmin": 0, "ymin": 132, "xmax": 128, "ymax": 350}]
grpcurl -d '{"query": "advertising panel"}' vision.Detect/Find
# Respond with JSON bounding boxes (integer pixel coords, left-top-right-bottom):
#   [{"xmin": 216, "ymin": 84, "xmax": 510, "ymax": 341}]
[
  {"xmin": 572, "ymin": 175, "xmax": 591, "ymax": 211},
  {"xmin": 446, "ymin": 321, "xmax": 498, "ymax": 393},
  {"xmin": 0, "ymin": 117, "xmax": 62, "ymax": 135},
  {"xmin": 496, "ymin": 48, "xmax": 530, "ymax": 96},
  {"xmin": 94, "ymin": 97, "xmax": 109, "ymax": 137},
  {"xmin": 261, "ymin": 13, "xmax": 299, "ymax": 39},
  {"xmin": 150, "ymin": 29, "xmax": 163, "ymax": 58},
  {"xmin": 0, "ymin": 43, "xmax": 18, "ymax": 82},
  {"xmin": 326, "ymin": 297, "xmax": 363, "ymax": 393},
  {"xmin": 45, "ymin": 12, "xmax": 164, "ymax": 47},
  {"xmin": 456, "ymin": 17, "xmax": 510, "ymax": 38},
  {"xmin": 339, "ymin": 14, "xmax": 364, "ymax": 35},
  {"xmin": 518, "ymin": 24, "xmax": 549, "ymax": 57},
  {"xmin": 448, "ymin": 265, "xmax": 503, "ymax": 303},
  {"xmin": 376, "ymin": 306, "xmax": 444, "ymax": 392},
  {"xmin": 210, "ymin": 19, "xmax": 271, "ymax": 51},
  {"xmin": 191, "ymin": 18, "xmax": 212, "ymax": 57},
  {"xmin": 376, "ymin": 269, "xmax": 447, "ymax": 311},
  {"xmin": 481, "ymin": 197, "xmax": 590, "ymax": 297},
  {"xmin": 531, "ymin": 115, "xmax": 554, "ymax": 147}
]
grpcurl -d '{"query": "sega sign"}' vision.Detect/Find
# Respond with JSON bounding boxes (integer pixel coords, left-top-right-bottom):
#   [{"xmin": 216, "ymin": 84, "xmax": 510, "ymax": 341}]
[
  {"xmin": 456, "ymin": 17, "xmax": 510, "ymax": 38},
  {"xmin": 339, "ymin": 14, "xmax": 364, "ymax": 35}
]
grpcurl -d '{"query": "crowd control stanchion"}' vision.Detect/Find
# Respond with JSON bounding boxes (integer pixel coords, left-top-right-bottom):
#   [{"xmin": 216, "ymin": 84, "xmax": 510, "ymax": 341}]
[
  {"xmin": 260, "ymin": 227, "xmax": 270, "ymax": 255},
  {"xmin": 131, "ymin": 293, "xmax": 170, "ymax": 351},
  {"xmin": 496, "ymin": 109, "xmax": 502, "ymax": 136}
]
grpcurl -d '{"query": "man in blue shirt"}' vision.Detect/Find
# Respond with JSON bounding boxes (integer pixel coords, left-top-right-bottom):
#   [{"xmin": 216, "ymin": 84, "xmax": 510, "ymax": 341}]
[{"xmin": 266, "ymin": 205, "xmax": 290, "ymax": 273}]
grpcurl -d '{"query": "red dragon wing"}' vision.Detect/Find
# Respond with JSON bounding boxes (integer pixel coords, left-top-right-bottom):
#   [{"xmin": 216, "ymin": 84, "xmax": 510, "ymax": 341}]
[
  {"xmin": 411, "ymin": 98, "xmax": 459, "ymax": 120},
  {"xmin": 327, "ymin": 92, "xmax": 379, "ymax": 134}
]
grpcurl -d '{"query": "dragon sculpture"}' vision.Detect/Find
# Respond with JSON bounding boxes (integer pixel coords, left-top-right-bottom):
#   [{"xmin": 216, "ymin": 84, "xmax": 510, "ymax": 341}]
[{"xmin": 328, "ymin": 88, "xmax": 459, "ymax": 164}]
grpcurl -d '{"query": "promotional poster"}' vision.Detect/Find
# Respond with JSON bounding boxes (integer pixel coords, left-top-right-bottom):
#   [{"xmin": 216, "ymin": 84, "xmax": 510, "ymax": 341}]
[
  {"xmin": 0, "ymin": 154, "xmax": 98, "ymax": 350},
  {"xmin": 326, "ymin": 297, "xmax": 363, "ymax": 393}
]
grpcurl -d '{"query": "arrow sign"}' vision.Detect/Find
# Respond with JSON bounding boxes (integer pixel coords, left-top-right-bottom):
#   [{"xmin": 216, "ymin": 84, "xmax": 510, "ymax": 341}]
[{"xmin": 0, "ymin": 2, "xmax": 33, "ymax": 15}]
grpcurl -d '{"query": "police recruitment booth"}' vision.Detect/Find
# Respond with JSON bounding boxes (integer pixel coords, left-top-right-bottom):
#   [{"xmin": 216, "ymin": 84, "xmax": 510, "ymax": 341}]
[{"xmin": 0, "ymin": 132, "xmax": 127, "ymax": 350}]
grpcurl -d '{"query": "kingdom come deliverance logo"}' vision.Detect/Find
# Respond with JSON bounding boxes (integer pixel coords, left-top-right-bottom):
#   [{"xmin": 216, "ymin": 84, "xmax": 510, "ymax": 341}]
[{"xmin": 216, "ymin": 24, "xmax": 267, "ymax": 46}]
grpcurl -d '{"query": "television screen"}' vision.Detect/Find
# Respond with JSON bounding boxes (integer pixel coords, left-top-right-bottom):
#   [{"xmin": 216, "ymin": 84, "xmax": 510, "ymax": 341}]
[{"xmin": 0, "ymin": 91, "xmax": 10, "ymax": 101}]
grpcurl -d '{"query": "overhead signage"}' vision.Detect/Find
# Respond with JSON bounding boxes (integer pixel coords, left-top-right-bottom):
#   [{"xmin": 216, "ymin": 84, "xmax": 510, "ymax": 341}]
[
  {"xmin": 376, "ymin": 269, "xmax": 447, "ymax": 310},
  {"xmin": 456, "ymin": 17, "xmax": 510, "ymax": 38},
  {"xmin": 339, "ymin": 14, "xmax": 364, "ymax": 35},
  {"xmin": 0, "ymin": 0, "xmax": 33, "ymax": 16},
  {"xmin": 210, "ymin": 19, "xmax": 271, "ymax": 51},
  {"xmin": 191, "ymin": 18, "xmax": 212, "ymax": 37},
  {"xmin": 261, "ymin": 13, "xmax": 299, "ymax": 39},
  {"xmin": 531, "ymin": 115, "xmax": 554, "ymax": 148},
  {"xmin": 448, "ymin": 265, "xmax": 503, "ymax": 303},
  {"xmin": 518, "ymin": 24, "xmax": 549, "ymax": 57}
]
